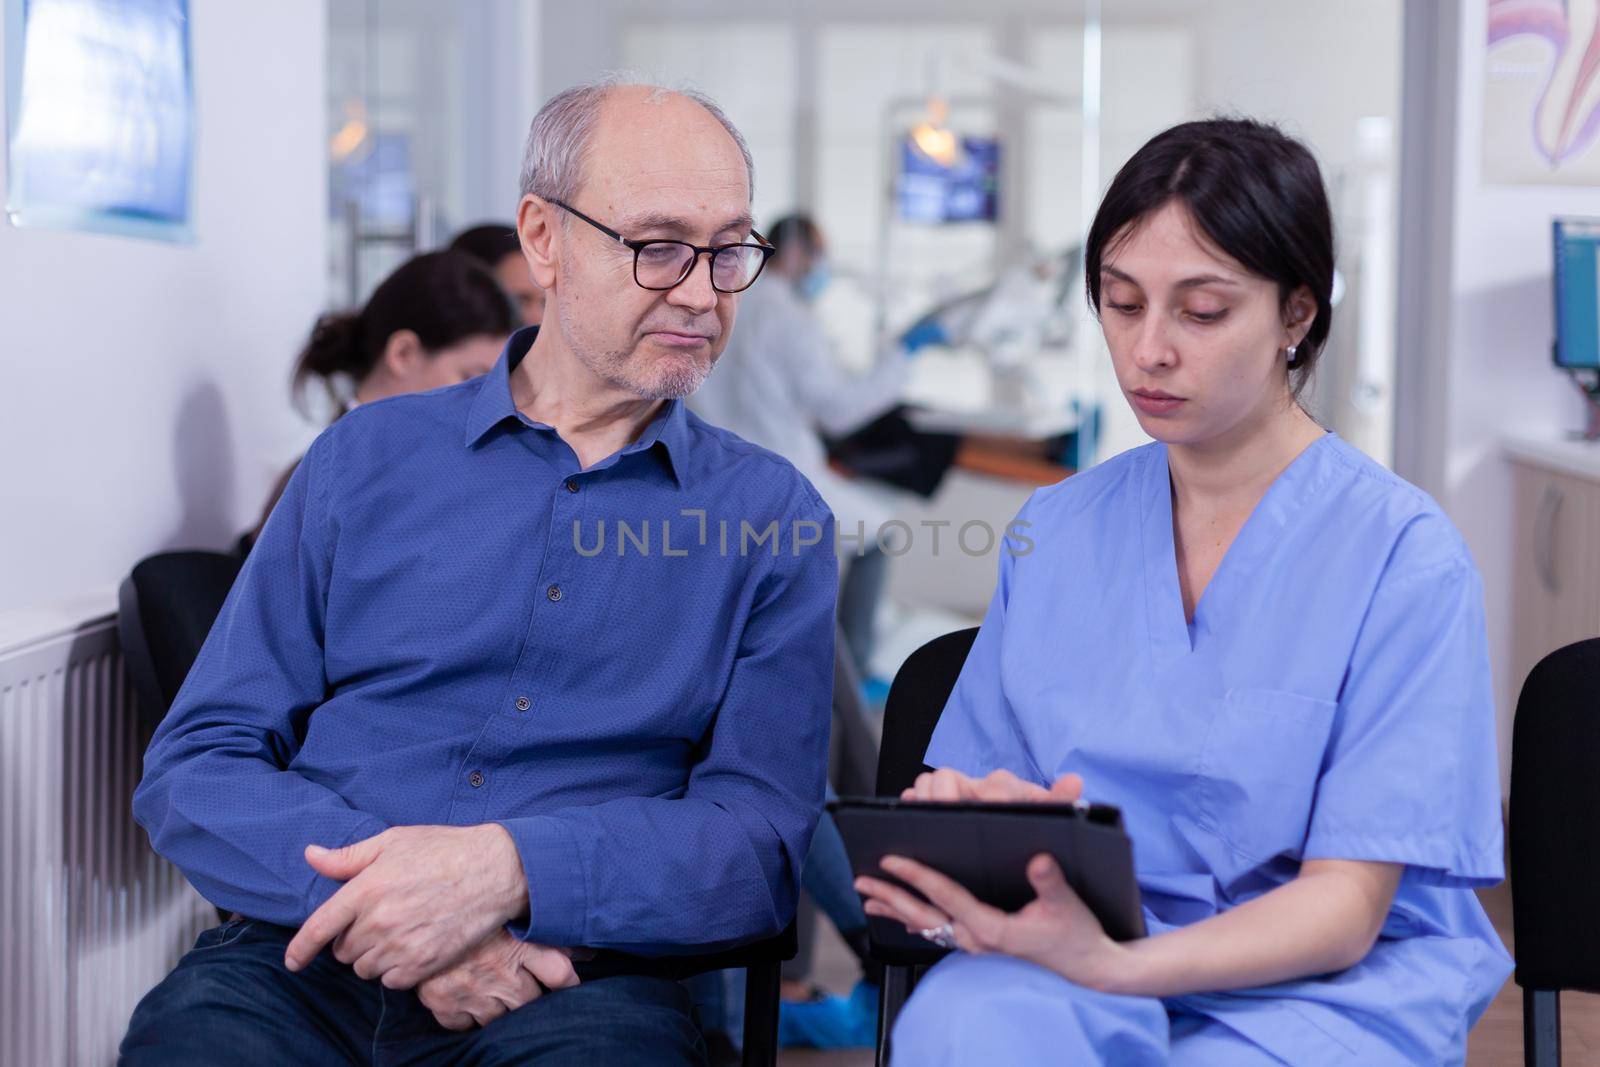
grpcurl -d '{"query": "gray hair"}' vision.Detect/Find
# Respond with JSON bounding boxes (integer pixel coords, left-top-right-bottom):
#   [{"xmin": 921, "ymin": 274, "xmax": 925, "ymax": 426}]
[{"xmin": 517, "ymin": 74, "xmax": 755, "ymax": 206}]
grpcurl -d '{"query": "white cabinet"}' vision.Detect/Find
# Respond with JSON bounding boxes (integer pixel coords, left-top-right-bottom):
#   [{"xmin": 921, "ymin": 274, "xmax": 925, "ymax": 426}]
[{"xmin": 1508, "ymin": 448, "xmax": 1600, "ymax": 698}]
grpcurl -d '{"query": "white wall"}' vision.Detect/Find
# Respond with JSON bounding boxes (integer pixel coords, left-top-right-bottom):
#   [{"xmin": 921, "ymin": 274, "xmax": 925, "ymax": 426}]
[
  {"xmin": 460, "ymin": 0, "xmax": 544, "ymax": 226},
  {"xmin": 1436, "ymin": 0, "xmax": 1600, "ymax": 790},
  {"xmin": 539, "ymin": 1, "xmax": 620, "ymax": 103},
  {"xmin": 620, "ymin": 19, "xmax": 801, "ymax": 231},
  {"xmin": 1190, "ymin": 0, "xmax": 1402, "ymax": 174},
  {"xmin": 0, "ymin": 0, "xmax": 328, "ymax": 613}
]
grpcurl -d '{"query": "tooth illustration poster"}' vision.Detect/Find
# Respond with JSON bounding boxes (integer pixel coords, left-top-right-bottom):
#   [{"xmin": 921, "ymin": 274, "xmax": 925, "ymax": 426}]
[{"xmin": 1484, "ymin": 0, "xmax": 1600, "ymax": 185}]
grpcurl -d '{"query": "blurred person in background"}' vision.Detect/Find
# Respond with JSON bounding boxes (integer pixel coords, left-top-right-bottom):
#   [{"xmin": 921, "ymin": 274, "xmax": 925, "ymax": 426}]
[
  {"xmin": 695, "ymin": 213, "xmax": 1072, "ymax": 671},
  {"xmin": 451, "ymin": 222, "xmax": 547, "ymax": 327},
  {"xmin": 691, "ymin": 212, "xmax": 914, "ymax": 672},
  {"xmin": 248, "ymin": 250, "xmax": 515, "ymax": 542}
]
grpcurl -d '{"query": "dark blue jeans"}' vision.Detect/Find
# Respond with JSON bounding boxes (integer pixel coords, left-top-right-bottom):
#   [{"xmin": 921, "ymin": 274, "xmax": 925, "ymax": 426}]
[{"xmin": 120, "ymin": 919, "xmax": 707, "ymax": 1066}]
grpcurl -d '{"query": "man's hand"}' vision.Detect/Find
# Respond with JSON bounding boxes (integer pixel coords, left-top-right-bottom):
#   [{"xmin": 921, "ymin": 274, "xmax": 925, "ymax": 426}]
[
  {"xmin": 284, "ymin": 824, "xmax": 528, "ymax": 989},
  {"xmin": 901, "ymin": 767, "xmax": 1083, "ymax": 805},
  {"xmin": 417, "ymin": 929, "xmax": 580, "ymax": 1031}
]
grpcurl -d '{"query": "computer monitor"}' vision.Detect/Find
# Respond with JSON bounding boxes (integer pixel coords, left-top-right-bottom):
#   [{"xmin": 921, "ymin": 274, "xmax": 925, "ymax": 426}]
[
  {"xmin": 1554, "ymin": 217, "xmax": 1600, "ymax": 369},
  {"xmin": 896, "ymin": 134, "xmax": 1000, "ymax": 224}
]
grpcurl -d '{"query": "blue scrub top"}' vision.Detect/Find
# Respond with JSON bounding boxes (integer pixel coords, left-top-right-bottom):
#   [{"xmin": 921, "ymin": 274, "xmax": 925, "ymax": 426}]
[{"xmin": 925, "ymin": 434, "xmax": 1512, "ymax": 1061}]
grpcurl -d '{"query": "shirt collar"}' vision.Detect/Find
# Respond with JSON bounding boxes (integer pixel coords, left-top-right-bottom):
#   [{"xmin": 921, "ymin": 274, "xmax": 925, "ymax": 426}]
[{"xmin": 464, "ymin": 325, "xmax": 689, "ymax": 487}]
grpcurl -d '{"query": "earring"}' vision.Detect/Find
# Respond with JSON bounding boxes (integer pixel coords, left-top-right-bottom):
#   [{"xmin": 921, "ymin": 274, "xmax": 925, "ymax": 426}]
[{"xmin": 1286, "ymin": 344, "xmax": 1299, "ymax": 367}]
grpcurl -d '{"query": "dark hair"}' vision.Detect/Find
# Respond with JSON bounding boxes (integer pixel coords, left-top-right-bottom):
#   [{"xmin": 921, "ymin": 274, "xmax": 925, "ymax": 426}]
[
  {"xmin": 293, "ymin": 251, "xmax": 514, "ymax": 415},
  {"xmin": 448, "ymin": 223, "xmax": 522, "ymax": 268},
  {"xmin": 1084, "ymin": 118, "xmax": 1335, "ymax": 395},
  {"xmin": 767, "ymin": 213, "xmax": 821, "ymax": 259}
]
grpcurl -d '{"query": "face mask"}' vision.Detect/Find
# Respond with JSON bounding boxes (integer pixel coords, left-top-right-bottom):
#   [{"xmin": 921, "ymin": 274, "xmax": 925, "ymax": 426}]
[{"xmin": 798, "ymin": 259, "xmax": 832, "ymax": 302}]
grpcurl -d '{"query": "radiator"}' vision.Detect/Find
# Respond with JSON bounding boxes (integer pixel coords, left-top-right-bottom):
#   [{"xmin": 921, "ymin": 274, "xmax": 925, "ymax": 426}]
[{"xmin": 1, "ymin": 614, "xmax": 214, "ymax": 1067}]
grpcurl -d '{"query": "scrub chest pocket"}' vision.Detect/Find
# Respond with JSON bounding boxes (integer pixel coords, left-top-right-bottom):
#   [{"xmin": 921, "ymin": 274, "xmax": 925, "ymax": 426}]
[{"xmin": 1189, "ymin": 688, "xmax": 1338, "ymax": 864}]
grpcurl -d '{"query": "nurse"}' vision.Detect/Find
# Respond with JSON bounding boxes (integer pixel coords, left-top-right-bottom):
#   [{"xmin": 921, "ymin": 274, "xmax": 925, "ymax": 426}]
[{"xmin": 854, "ymin": 117, "xmax": 1511, "ymax": 1065}]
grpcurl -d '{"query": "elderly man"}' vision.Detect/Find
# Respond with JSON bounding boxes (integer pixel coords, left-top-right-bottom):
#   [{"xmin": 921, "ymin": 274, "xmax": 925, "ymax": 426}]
[{"xmin": 121, "ymin": 80, "xmax": 835, "ymax": 1066}]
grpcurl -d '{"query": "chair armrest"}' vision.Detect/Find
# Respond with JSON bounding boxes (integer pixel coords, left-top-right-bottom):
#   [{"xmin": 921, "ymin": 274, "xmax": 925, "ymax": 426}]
[{"xmin": 572, "ymin": 923, "xmax": 797, "ymax": 982}]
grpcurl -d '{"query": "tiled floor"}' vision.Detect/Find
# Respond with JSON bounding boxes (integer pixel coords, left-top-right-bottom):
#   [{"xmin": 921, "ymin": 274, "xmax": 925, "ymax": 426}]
[{"xmin": 776, "ymin": 882, "xmax": 1600, "ymax": 1066}]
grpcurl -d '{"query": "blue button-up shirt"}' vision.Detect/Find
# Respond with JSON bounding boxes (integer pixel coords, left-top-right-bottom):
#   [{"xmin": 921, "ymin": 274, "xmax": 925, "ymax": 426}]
[{"xmin": 135, "ymin": 327, "xmax": 837, "ymax": 953}]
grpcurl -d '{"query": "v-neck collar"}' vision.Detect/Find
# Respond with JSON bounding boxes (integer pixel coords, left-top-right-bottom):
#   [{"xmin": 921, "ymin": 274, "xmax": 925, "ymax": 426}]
[{"xmin": 1139, "ymin": 434, "xmax": 1336, "ymax": 657}]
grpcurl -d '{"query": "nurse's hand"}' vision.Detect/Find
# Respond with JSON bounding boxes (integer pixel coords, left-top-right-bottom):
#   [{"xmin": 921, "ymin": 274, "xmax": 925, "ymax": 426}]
[
  {"xmin": 901, "ymin": 767, "xmax": 1084, "ymax": 805},
  {"xmin": 855, "ymin": 852, "xmax": 1130, "ymax": 992}
]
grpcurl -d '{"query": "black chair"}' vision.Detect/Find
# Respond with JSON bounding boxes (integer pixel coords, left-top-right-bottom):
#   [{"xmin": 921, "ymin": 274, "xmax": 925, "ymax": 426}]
[
  {"xmin": 832, "ymin": 624, "xmax": 881, "ymax": 801},
  {"xmin": 575, "ymin": 931, "xmax": 795, "ymax": 1067},
  {"xmin": 869, "ymin": 626, "xmax": 980, "ymax": 1067},
  {"xmin": 117, "ymin": 549, "xmax": 793, "ymax": 1066},
  {"xmin": 1510, "ymin": 638, "xmax": 1600, "ymax": 1067},
  {"xmin": 118, "ymin": 550, "xmax": 246, "ymax": 735}
]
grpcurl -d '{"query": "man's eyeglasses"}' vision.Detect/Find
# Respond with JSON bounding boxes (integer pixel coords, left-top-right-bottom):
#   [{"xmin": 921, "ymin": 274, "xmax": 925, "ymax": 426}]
[{"xmin": 545, "ymin": 198, "xmax": 773, "ymax": 294}]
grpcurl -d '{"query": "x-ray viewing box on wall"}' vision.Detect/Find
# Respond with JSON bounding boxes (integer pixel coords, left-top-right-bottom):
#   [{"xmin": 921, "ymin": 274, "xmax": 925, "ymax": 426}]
[
  {"xmin": 4, "ymin": 0, "xmax": 194, "ymax": 241},
  {"xmin": 1555, "ymin": 217, "xmax": 1600, "ymax": 370}
]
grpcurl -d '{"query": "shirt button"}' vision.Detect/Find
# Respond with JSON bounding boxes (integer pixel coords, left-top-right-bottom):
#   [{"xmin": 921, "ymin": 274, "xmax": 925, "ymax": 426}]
[
  {"xmin": 515, "ymin": 696, "xmax": 531, "ymax": 712},
  {"xmin": 565, "ymin": 479, "xmax": 580, "ymax": 493},
  {"xmin": 547, "ymin": 585, "xmax": 563, "ymax": 602},
  {"xmin": 468, "ymin": 771, "xmax": 485, "ymax": 788}
]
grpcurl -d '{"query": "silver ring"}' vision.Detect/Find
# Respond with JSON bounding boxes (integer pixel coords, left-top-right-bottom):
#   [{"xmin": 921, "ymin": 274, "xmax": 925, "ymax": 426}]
[{"xmin": 918, "ymin": 922, "xmax": 957, "ymax": 949}]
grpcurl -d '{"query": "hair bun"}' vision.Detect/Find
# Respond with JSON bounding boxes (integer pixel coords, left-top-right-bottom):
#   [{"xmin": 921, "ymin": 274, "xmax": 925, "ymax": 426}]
[
  {"xmin": 291, "ymin": 311, "xmax": 364, "ymax": 415},
  {"xmin": 301, "ymin": 312, "xmax": 363, "ymax": 377}
]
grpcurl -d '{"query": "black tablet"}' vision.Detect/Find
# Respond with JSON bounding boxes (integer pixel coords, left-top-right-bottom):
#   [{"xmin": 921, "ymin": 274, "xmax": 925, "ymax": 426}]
[{"xmin": 828, "ymin": 796, "xmax": 1146, "ymax": 956}]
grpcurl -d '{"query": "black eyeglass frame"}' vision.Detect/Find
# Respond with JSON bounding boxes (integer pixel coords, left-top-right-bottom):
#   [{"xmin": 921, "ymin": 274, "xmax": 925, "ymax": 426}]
[{"xmin": 544, "ymin": 197, "xmax": 774, "ymax": 294}]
